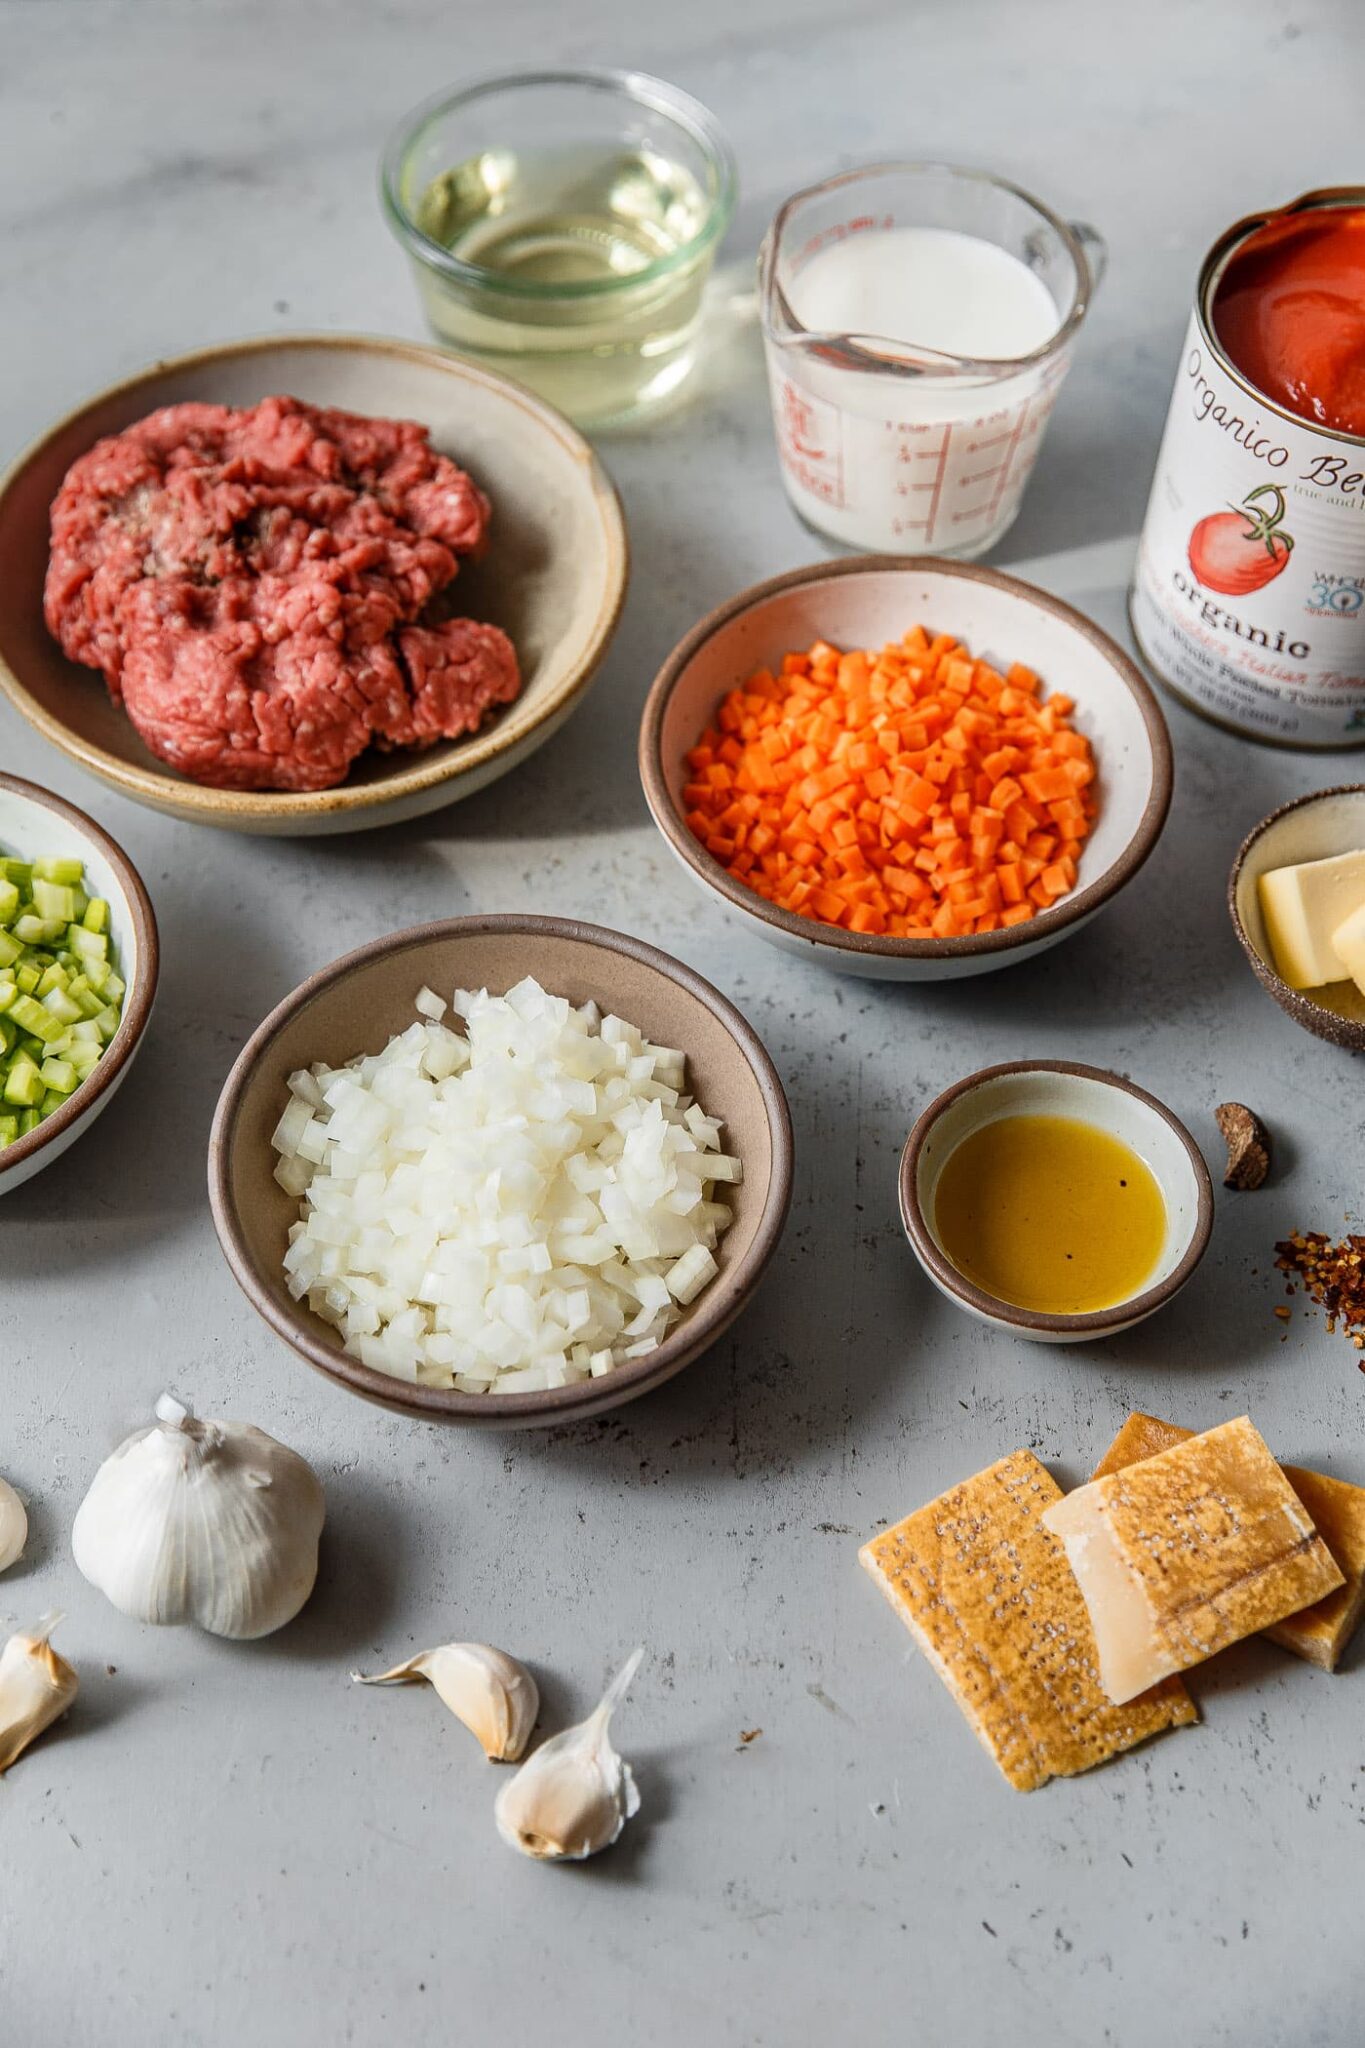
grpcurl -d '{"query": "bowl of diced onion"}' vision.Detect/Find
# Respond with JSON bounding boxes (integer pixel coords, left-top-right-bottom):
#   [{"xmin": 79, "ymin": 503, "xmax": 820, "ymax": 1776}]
[
  {"xmin": 0, "ymin": 773, "xmax": 158, "ymax": 1194},
  {"xmin": 208, "ymin": 915, "xmax": 794, "ymax": 1424}
]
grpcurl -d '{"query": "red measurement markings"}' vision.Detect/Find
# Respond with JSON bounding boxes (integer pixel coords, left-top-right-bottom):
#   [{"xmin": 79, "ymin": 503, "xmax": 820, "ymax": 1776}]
[
  {"xmin": 982, "ymin": 403, "xmax": 1031, "ymax": 522},
  {"xmin": 922, "ymin": 426, "xmax": 953, "ymax": 544}
]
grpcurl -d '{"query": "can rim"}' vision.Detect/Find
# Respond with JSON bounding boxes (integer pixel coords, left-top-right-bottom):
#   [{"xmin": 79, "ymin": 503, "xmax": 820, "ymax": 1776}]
[{"xmin": 1196, "ymin": 187, "xmax": 1365, "ymax": 449}]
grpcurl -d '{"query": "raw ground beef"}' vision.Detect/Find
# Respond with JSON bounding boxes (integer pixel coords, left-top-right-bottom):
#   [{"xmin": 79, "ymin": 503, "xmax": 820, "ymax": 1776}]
[{"xmin": 44, "ymin": 395, "xmax": 521, "ymax": 791}]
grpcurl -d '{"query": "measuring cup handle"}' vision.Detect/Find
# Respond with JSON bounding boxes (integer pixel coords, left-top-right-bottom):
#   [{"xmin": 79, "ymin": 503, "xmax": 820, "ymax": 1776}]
[{"xmin": 1070, "ymin": 221, "xmax": 1108, "ymax": 298}]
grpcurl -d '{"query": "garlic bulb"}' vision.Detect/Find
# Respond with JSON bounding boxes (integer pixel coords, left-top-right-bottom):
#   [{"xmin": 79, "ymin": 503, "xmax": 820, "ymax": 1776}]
[
  {"xmin": 0, "ymin": 1473, "xmax": 26, "ymax": 1573},
  {"xmin": 353, "ymin": 1642, "xmax": 538, "ymax": 1761},
  {"xmin": 0, "ymin": 1613, "xmax": 78, "ymax": 1773},
  {"xmin": 72, "ymin": 1393, "xmax": 325, "ymax": 1640},
  {"xmin": 495, "ymin": 1647, "xmax": 643, "ymax": 1861}
]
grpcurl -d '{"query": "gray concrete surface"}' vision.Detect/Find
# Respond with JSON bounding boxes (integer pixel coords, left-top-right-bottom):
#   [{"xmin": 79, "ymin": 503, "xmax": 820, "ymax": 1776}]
[{"xmin": 3, "ymin": 3, "xmax": 1364, "ymax": 2043}]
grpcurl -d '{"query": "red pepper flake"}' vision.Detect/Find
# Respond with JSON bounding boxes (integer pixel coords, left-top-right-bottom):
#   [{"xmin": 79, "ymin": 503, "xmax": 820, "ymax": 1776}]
[{"xmin": 1274, "ymin": 1231, "xmax": 1365, "ymax": 1361}]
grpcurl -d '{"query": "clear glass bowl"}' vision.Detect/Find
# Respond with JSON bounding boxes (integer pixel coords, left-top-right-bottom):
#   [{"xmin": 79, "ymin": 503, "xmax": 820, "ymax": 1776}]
[{"xmin": 381, "ymin": 69, "xmax": 737, "ymax": 429}]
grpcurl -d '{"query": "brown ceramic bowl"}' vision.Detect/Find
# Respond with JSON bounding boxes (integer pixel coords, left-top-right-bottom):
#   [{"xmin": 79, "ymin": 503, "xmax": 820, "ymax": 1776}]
[
  {"xmin": 0, "ymin": 334, "xmax": 627, "ymax": 836},
  {"xmin": 209, "ymin": 915, "xmax": 793, "ymax": 1424},
  {"xmin": 1229, "ymin": 785, "xmax": 1365, "ymax": 1051},
  {"xmin": 0, "ymin": 773, "xmax": 159, "ymax": 1194},
  {"xmin": 640, "ymin": 557, "xmax": 1172, "ymax": 980},
  {"xmin": 899, "ymin": 1060, "xmax": 1214, "ymax": 1342}
]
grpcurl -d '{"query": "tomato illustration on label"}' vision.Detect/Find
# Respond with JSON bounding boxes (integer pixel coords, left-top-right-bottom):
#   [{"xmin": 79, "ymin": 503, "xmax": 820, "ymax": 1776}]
[{"xmin": 1187, "ymin": 484, "xmax": 1294, "ymax": 596}]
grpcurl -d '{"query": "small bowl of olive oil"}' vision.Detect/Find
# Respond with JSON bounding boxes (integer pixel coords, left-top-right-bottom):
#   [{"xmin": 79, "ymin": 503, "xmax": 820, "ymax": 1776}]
[
  {"xmin": 900, "ymin": 1061, "xmax": 1213, "ymax": 1342},
  {"xmin": 381, "ymin": 68, "xmax": 737, "ymax": 429}
]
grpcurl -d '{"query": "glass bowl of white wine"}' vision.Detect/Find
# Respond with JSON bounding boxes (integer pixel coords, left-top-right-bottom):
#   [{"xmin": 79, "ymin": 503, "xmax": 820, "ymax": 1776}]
[{"xmin": 382, "ymin": 68, "xmax": 737, "ymax": 429}]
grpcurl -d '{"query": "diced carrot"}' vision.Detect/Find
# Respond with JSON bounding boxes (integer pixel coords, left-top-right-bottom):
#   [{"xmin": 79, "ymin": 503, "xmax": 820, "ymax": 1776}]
[{"xmin": 678, "ymin": 625, "xmax": 1096, "ymax": 941}]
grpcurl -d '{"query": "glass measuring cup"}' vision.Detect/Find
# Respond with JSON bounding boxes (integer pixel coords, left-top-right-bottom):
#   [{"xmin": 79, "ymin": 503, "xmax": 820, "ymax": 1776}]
[{"xmin": 759, "ymin": 164, "xmax": 1105, "ymax": 557}]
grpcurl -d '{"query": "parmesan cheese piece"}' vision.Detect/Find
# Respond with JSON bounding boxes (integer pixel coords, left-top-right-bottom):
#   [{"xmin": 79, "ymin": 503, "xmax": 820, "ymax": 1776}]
[
  {"xmin": 1093, "ymin": 1412, "xmax": 1365, "ymax": 1672},
  {"xmin": 859, "ymin": 1450, "xmax": 1196, "ymax": 1792},
  {"xmin": 1045, "ymin": 1416, "xmax": 1345, "ymax": 1703},
  {"xmin": 1257, "ymin": 847, "xmax": 1365, "ymax": 989}
]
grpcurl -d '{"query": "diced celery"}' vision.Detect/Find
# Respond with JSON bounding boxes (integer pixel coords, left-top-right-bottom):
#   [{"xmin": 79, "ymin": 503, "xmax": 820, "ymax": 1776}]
[
  {"xmin": 13, "ymin": 914, "xmax": 64, "ymax": 944},
  {"xmin": 3, "ymin": 1054, "xmax": 44, "ymax": 1106},
  {"xmin": 42, "ymin": 988, "xmax": 83, "ymax": 1025},
  {"xmin": 68, "ymin": 925, "xmax": 107, "ymax": 964},
  {"xmin": 32, "ymin": 856, "xmax": 84, "ymax": 885},
  {"xmin": 0, "ymin": 845, "xmax": 123, "ymax": 1144},
  {"xmin": 9, "ymin": 994, "xmax": 63, "ymax": 1042},
  {"xmin": 32, "ymin": 878, "xmax": 80, "ymax": 922}
]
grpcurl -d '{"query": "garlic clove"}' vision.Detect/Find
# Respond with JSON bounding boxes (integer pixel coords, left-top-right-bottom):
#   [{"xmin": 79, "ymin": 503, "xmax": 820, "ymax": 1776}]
[
  {"xmin": 352, "ymin": 1643, "xmax": 539, "ymax": 1762},
  {"xmin": 0, "ymin": 1612, "xmax": 78, "ymax": 1773},
  {"xmin": 72, "ymin": 1392, "xmax": 326, "ymax": 1640},
  {"xmin": 0, "ymin": 1473, "xmax": 27, "ymax": 1574},
  {"xmin": 494, "ymin": 1647, "xmax": 643, "ymax": 1861}
]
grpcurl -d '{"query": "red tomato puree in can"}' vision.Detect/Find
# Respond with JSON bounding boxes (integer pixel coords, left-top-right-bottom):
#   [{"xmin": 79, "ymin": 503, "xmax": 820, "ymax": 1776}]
[
  {"xmin": 1212, "ymin": 205, "xmax": 1365, "ymax": 438},
  {"xmin": 1132, "ymin": 189, "xmax": 1365, "ymax": 749}
]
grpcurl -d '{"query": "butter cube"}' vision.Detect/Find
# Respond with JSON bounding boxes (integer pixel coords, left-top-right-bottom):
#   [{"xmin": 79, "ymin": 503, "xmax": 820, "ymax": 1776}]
[
  {"xmin": 1333, "ymin": 902, "xmax": 1365, "ymax": 999},
  {"xmin": 1258, "ymin": 848, "xmax": 1365, "ymax": 989}
]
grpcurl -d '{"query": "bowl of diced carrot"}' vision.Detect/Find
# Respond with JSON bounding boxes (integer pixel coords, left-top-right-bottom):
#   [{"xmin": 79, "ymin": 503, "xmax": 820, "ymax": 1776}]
[{"xmin": 639, "ymin": 557, "xmax": 1172, "ymax": 980}]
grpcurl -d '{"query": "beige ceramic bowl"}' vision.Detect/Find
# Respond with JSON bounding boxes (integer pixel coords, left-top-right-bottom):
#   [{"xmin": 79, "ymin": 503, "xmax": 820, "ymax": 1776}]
[
  {"xmin": 0, "ymin": 773, "xmax": 159, "ymax": 1194},
  {"xmin": 899, "ymin": 1060, "xmax": 1214, "ymax": 1343},
  {"xmin": 209, "ymin": 915, "xmax": 794, "ymax": 1425},
  {"xmin": 0, "ymin": 335, "xmax": 627, "ymax": 836},
  {"xmin": 1229, "ymin": 784, "xmax": 1365, "ymax": 1051},
  {"xmin": 640, "ymin": 557, "xmax": 1172, "ymax": 979}
]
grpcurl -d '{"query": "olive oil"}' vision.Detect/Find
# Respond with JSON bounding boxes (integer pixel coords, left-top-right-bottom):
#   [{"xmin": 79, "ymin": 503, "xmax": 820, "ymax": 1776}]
[
  {"xmin": 933, "ymin": 1114, "xmax": 1167, "ymax": 1315},
  {"xmin": 408, "ymin": 145, "xmax": 715, "ymax": 424}
]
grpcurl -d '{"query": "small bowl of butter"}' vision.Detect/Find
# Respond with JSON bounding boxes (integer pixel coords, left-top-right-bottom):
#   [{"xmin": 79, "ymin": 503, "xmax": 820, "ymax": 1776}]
[
  {"xmin": 1230, "ymin": 784, "xmax": 1365, "ymax": 1051},
  {"xmin": 899, "ymin": 1061, "xmax": 1214, "ymax": 1343}
]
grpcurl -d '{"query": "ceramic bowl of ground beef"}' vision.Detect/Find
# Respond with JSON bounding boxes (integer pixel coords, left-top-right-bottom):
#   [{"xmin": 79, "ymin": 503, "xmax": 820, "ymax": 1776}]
[{"xmin": 0, "ymin": 337, "xmax": 627, "ymax": 834}]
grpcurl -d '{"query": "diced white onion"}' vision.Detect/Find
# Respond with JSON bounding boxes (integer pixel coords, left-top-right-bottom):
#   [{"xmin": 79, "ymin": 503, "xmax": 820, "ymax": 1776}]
[{"xmin": 271, "ymin": 977, "xmax": 736, "ymax": 1393}]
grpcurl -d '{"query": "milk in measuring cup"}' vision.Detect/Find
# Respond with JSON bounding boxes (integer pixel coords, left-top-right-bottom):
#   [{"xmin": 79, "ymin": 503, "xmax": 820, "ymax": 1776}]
[{"xmin": 764, "ymin": 225, "xmax": 1070, "ymax": 557}]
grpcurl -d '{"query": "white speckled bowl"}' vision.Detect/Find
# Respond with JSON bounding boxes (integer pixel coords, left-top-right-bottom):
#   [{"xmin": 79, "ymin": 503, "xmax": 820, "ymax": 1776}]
[
  {"xmin": 641, "ymin": 558, "xmax": 1172, "ymax": 980},
  {"xmin": 0, "ymin": 774, "xmax": 159, "ymax": 1194},
  {"xmin": 899, "ymin": 1061, "xmax": 1214, "ymax": 1342}
]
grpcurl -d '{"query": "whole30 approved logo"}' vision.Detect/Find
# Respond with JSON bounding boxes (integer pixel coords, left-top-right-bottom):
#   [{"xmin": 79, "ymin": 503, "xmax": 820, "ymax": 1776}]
[{"xmin": 1307, "ymin": 571, "xmax": 1365, "ymax": 618}]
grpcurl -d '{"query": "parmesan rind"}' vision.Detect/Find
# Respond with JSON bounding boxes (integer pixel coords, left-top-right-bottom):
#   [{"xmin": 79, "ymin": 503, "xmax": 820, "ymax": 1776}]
[
  {"xmin": 1093, "ymin": 1412, "xmax": 1365, "ymax": 1672},
  {"xmin": 859, "ymin": 1450, "xmax": 1196, "ymax": 1793},
  {"xmin": 1046, "ymin": 1415, "xmax": 1345, "ymax": 1703}
]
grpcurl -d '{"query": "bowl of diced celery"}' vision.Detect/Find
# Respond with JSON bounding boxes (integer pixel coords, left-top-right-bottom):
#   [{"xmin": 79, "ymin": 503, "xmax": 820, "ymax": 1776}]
[{"xmin": 0, "ymin": 774, "xmax": 158, "ymax": 1192}]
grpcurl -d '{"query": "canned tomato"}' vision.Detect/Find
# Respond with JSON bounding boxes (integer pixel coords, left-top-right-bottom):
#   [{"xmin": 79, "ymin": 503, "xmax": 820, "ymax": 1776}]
[{"xmin": 1131, "ymin": 189, "xmax": 1365, "ymax": 749}]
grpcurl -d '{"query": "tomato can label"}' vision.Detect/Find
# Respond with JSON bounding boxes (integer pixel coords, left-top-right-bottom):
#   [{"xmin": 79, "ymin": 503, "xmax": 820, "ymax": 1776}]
[{"xmin": 1132, "ymin": 301, "xmax": 1365, "ymax": 749}]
